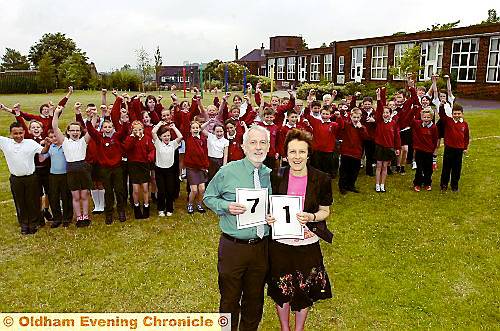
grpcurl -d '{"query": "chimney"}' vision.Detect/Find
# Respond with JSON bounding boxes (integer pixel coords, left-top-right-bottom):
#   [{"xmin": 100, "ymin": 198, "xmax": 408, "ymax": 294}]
[
  {"xmin": 235, "ymin": 45, "xmax": 239, "ymax": 61},
  {"xmin": 260, "ymin": 43, "xmax": 265, "ymax": 57}
]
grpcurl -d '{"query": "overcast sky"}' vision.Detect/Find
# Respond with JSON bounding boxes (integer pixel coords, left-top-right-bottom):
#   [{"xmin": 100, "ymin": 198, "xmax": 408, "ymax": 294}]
[{"xmin": 0, "ymin": 0, "xmax": 498, "ymax": 72}]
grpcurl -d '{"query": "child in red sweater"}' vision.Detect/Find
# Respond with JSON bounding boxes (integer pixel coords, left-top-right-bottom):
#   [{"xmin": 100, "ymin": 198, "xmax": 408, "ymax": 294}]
[
  {"xmin": 338, "ymin": 107, "xmax": 368, "ymax": 194},
  {"xmin": 258, "ymin": 107, "xmax": 280, "ymax": 170},
  {"xmin": 184, "ymin": 121, "xmax": 210, "ymax": 214},
  {"xmin": 225, "ymin": 119, "xmax": 245, "ymax": 162},
  {"xmin": 439, "ymin": 103, "xmax": 469, "ymax": 192},
  {"xmin": 411, "ymin": 107, "xmax": 438, "ymax": 191},
  {"xmin": 123, "ymin": 121, "xmax": 155, "ymax": 219},
  {"xmin": 375, "ymin": 88, "xmax": 401, "ymax": 192}
]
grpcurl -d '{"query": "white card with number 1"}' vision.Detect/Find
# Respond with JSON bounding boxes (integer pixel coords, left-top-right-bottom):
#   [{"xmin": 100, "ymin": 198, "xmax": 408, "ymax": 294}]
[
  {"xmin": 270, "ymin": 195, "xmax": 304, "ymax": 240},
  {"xmin": 236, "ymin": 188, "xmax": 268, "ymax": 229}
]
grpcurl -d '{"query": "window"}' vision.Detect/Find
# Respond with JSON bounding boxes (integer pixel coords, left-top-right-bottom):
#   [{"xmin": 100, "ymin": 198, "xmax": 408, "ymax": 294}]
[
  {"xmin": 371, "ymin": 45, "xmax": 388, "ymax": 80},
  {"xmin": 324, "ymin": 54, "xmax": 333, "ymax": 81},
  {"xmin": 276, "ymin": 58, "xmax": 285, "ymax": 80},
  {"xmin": 287, "ymin": 57, "xmax": 296, "ymax": 80},
  {"xmin": 419, "ymin": 41, "xmax": 443, "ymax": 80},
  {"xmin": 338, "ymin": 56, "xmax": 345, "ymax": 74},
  {"xmin": 450, "ymin": 38, "xmax": 479, "ymax": 82},
  {"xmin": 298, "ymin": 56, "xmax": 307, "ymax": 82},
  {"xmin": 487, "ymin": 37, "xmax": 500, "ymax": 83},
  {"xmin": 351, "ymin": 47, "xmax": 366, "ymax": 80},
  {"xmin": 267, "ymin": 59, "xmax": 275, "ymax": 80},
  {"xmin": 393, "ymin": 43, "xmax": 414, "ymax": 80},
  {"xmin": 310, "ymin": 55, "xmax": 320, "ymax": 81}
]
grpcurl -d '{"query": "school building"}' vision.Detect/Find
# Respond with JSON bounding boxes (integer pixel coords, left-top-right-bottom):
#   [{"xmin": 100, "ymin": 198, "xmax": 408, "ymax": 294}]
[{"xmin": 238, "ymin": 23, "xmax": 500, "ymax": 99}]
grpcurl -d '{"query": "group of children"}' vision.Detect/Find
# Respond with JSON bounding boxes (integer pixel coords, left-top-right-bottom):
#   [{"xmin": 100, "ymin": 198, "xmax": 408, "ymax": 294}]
[{"xmin": 0, "ymin": 76, "xmax": 469, "ymax": 234}]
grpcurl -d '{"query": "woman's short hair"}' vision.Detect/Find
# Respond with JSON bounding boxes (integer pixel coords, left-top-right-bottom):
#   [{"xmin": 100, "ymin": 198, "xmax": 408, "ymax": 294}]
[{"xmin": 283, "ymin": 129, "xmax": 313, "ymax": 156}]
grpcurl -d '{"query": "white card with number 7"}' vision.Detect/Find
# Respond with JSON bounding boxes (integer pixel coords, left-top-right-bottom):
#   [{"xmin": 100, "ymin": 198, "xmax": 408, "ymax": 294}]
[
  {"xmin": 270, "ymin": 195, "xmax": 304, "ymax": 240},
  {"xmin": 236, "ymin": 188, "xmax": 268, "ymax": 229}
]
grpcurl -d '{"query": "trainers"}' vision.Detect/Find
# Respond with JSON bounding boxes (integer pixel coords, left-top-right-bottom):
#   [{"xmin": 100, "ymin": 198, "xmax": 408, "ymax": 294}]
[
  {"xmin": 166, "ymin": 212, "xmax": 173, "ymax": 217},
  {"xmin": 400, "ymin": 166, "xmax": 406, "ymax": 174},
  {"xmin": 424, "ymin": 185, "xmax": 432, "ymax": 191},
  {"xmin": 158, "ymin": 211, "xmax": 166, "ymax": 217},
  {"xmin": 375, "ymin": 184, "xmax": 381, "ymax": 192},
  {"xmin": 412, "ymin": 161, "xmax": 417, "ymax": 170},
  {"xmin": 414, "ymin": 186, "xmax": 421, "ymax": 192},
  {"xmin": 380, "ymin": 186, "xmax": 386, "ymax": 193},
  {"xmin": 197, "ymin": 204, "xmax": 206, "ymax": 213},
  {"xmin": 187, "ymin": 204, "xmax": 194, "ymax": 214}
]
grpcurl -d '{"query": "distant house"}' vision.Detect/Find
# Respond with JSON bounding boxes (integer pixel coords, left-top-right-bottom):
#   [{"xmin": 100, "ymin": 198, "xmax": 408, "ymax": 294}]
[{"xmin": 156, "ymin": 65, "xmax": 200, "ymax": 89}]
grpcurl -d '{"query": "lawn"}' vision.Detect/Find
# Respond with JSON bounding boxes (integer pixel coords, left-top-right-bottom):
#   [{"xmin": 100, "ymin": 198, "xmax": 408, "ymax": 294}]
[{"xmin": 0, "ymin": 90, "xmax": 499, "ymax": 329}]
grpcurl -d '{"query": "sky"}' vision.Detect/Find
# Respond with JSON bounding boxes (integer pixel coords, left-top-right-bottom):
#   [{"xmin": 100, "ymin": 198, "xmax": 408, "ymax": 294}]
[{"xmin": 0, "ymin": 0, "xmax": 498, "ymax": 72}]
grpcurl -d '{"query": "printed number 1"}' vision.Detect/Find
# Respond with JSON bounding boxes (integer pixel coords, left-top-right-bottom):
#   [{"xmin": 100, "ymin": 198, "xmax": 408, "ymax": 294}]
[
  {"xmin": 283, "ymin": 205, "xmax": 290, "ymax": 223},
  {"xmin": 247, "ymin": 198, "xmax": 259, "ymax": 213}
]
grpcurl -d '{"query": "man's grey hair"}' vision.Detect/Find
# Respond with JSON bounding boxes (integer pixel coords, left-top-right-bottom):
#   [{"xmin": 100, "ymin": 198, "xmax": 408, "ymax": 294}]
[{"xmin": 242, "ymin": 124, "xmax": 270, "ymax": 145}]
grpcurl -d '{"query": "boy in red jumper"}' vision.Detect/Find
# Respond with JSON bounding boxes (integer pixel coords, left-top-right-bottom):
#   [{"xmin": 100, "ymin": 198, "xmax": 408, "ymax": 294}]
[
  {"xmin": 225, "ymin": 119, "xmax": 245, "ymax": 162},
  {"xmin": 258, "ymin": 107, "xmax": 280, "ymax": 170},
  {"xmin": 360, "ymin": 95, "xmax": 377, "ymax": 176},
  {"xmin": 86, "ymin": 117, "xmax": 129, "ymax": 224},
  {"xmin": 304, "ymin": 103, "xmax": 343, "ymax": 178},
  {"xmin": 411, "ymin": 107, "xmax": 438, "ymax": 191},
  {"xmin": 439, "ymin": 103, "xmax": 469, "ymax": 192},
  {"xmin": 338, "ymin": 107, "xmax": 368, "ymax": 194},
  {"xmin": 374, "ymin": 88, "xmax": 401, "ymax": 192}
]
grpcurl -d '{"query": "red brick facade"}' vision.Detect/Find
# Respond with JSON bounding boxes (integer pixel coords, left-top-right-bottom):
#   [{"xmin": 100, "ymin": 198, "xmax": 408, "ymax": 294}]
[{"xmin": 266, "ymin": 24, "xmax": 500, "ymax": 99}]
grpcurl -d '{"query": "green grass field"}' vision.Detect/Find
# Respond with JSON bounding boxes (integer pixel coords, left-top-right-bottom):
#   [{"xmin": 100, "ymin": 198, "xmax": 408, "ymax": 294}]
[{"xmin": 0, "ymin": 91, "xmax": 499, "ymax": 329}]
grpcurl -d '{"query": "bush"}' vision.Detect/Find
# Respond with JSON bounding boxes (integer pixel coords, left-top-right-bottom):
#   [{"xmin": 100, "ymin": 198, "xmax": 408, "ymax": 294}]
[
  {"xmin": 205, "ymin": 79, "xmax": 223, "ymax": 90},
  {"xmin": 247, "ymin": 75, "xmax": 271, "ymax": 92},
  {"xmin": 296, "ymin": 82, "xmax": 336, "ymax": 100}
]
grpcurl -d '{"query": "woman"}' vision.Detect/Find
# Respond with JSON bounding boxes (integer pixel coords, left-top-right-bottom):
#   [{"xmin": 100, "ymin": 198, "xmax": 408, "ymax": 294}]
[{"xmin": 266, "ymin": 128, "xmax": 333, "ymax": 331}]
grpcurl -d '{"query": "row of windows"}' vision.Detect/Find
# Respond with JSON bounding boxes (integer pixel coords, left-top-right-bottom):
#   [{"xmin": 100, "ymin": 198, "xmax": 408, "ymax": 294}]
[{"xmin": 268, "ymin": 36, "xmax": 500, "ymax": 83}]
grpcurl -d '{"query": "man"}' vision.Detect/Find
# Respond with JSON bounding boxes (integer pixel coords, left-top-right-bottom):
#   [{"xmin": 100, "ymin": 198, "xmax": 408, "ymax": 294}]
[
  {"xmin": 0, "ymin": 118, "xmax": 50, "ymax": 234},
  {"xmin": 204, "ymin": 125, "xmax": 271, "ymax": 331}
]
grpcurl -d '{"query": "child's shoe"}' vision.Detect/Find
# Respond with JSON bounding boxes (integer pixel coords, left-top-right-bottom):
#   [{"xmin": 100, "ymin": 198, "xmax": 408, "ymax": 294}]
[
  {"xmin": 187, "ymin": 204, "xmax": 194, "ymax": 214},
  {"xmin": 197, "ymin": 204, "xmax": 206, "ymax": 213},
  {"xmin": 424, "ymin": 185, "xmax": 432, "ymax": 191},
  {"xmin": 414, "ymin": 186, "xmax": 421, "ymax": 192}
]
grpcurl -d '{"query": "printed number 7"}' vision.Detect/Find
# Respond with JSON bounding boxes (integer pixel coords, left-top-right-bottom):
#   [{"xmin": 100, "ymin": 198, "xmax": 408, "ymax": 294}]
[{"xmin": 246, "ymin": 198, "xmax": 259, "ymax": 213}]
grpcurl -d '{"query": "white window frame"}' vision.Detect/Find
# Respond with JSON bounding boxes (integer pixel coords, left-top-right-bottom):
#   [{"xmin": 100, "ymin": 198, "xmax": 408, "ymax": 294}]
[
  {"xmin": 338, "ymin": 56, "xmax": 345, "ymax": 74},
  {"xmin": 450, "ymin": 38, "xmax": 479, "ymax": 83},
  {"xmin": 351, "ymin": 47, "xmax": 366, "ymax": 81},
  {"xmin": 371, "ymin": 45, "xmax": 388, "ymax": 80},
  {"xmin": 487, "ymin": 36, "xmax": 500, "ymax": 83},
  {"xmin": 267, "ymin": 58, "xmax": 275, "ymax": 80},
  {"xmin": 419, "ymin": 41, "xmax": 444, "ymax": 81},
  {"xmin": 393, "ymin": 43, "xmax": 414, "ymax": 80},
  {"xmin": 323, "ymin": 54, "xmax": 333, "ymax": 81},
  {"xmin": 310, "ymin": 55, "xmax": 320, "ymax": 81},
  {"xmin": 298, "ymin": 56, "xmax": 307, "ymax": 82},
  {"xmin": 287, "ymin": 57, "xmax": 296, "ymax": 81},
  {"xmin": 276, "ymin": 57, "xmax": 285, "ymax": 81}
]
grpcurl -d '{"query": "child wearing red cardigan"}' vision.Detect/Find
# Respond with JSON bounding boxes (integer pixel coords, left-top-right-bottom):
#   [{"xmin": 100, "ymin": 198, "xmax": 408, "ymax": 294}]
[
  {"xmin": 374, "ymin": 87, "xmax": 401, "ymax": 193},
  {"xmin": 184, "ymin": 121, "xmax": 209, "ymax": 214},
  {"xmin": 123, "ymin": 121, "xmax": 155, "ymax": 219}
]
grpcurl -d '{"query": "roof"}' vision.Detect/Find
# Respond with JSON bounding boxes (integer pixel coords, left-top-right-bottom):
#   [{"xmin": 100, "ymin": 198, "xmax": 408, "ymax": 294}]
[{"xmin": 238, "ymin": 49, "xmax": 269, "ymax": 62}]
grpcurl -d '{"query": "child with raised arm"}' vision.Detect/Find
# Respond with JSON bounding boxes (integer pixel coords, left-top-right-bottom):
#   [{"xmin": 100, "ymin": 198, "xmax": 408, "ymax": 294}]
[
  {"xmin": 360, "ymin": 93, "xmax": 377, "ymax": 176},
  {"xmin": 184, "ymin": 120, "xmax": 210, "ymax": 214},
  {"xmin": 338, "ymin": 107, "xmax": 368, "ymax": 194},
  {"xmin": 152, "ymin": 121, "xmax": 183, "ymax": 217},
  {"xmin": 439, "ymin": 103, "xmax": 469, "ymax": 192},
  {"xmin": 374, "ymin": 88, "xmax": 401, "ymax": 192},
  {"xmin": 123, "ymin": 121, "xmax": 155, "ymax": 220},
  {"xmin": 411, "ymin": 107, "xmax": 438, "ymax": 191},
  {"xmin": 432, "ymin": 74, "xmax": 455, "ymax": 169},
  {"xmin": 52, "ymin": 105, "xmax": 93, "ymax": 227},
  {"xmin": 225, "ymin": 119, "xmax": 245, "ymax": 162}
]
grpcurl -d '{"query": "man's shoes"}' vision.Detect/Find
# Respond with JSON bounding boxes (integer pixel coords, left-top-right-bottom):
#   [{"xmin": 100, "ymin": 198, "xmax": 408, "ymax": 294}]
[
  {"xmin": 118, "ymin": 210, "xmax": 126, "ymax": 222},
  {"xmin": 105, "ymin": 213, "xmax": 113, "ymax": 225},
  {"xmin": 187, "ymin": 204, "xmax": 194, "ymax": 214}
]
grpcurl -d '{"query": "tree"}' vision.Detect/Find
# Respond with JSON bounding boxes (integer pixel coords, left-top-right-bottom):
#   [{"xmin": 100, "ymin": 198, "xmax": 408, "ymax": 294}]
[
  {"xmin": 154, "ymin": 46, "xmax": 163, "ymax": 88},
  {"xmin": 136, "ymin": 47, "xmax": 154, "ymax": 88},
  {"xmin": 121, "ymin": 64, "xmax": 132, "ymax": 71},
  {"xmin": 301, "ymin": 38, "xmax": 308, "ymax": 50},
  {"xmin": 480, "ymin": 9, "xmax": 500, "ymax": 24},
  {"xmin": 423, "ymin": 20, "xmax": 460, "ymax": 32},
  {"xmin": 389, "ymin": 45, "xmax": 422, "ymax": 79},
  {"xmin": 320, "ymin": 43, "xmax": 328, "ymax": 48},
  {"xmin": 329, "ymin": 41, "xmax": 335, "ymax": 47},
  {"xmin": 1, "ymin": 48, "xmax": 30, "ymax": 71},
  {"xmin": 204, "ymin": 59, "xmax": 223, "ymax": 80},
  {"xmin": 214, "ymin": 62, "xmax": 247, "ymax": 85},
  {"xmin": 29, "ymin": 33, "xmax": 79, "ymax": 69},
  {"xmin": 58, "ymin": 53, "xmax": 91, "ymax": 89},
  {"xmin": 37, "ymin": 53, "xmax": 56, "ymax": 92}
]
